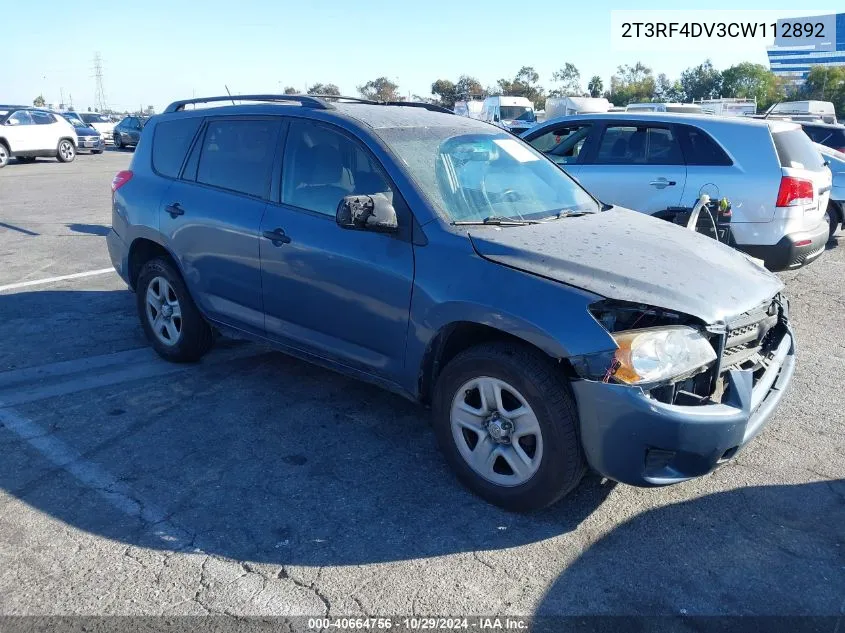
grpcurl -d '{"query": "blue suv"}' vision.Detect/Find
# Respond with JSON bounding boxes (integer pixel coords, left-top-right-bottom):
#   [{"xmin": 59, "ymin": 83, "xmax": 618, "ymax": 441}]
[{"xmin": 108, "ymin": 94, "xmax": 795, "ymax": 511}]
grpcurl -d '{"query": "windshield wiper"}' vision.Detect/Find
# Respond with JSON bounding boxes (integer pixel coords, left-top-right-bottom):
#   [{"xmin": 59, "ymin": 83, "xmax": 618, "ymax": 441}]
[
  {"xmin": 538, "ymin": 209, "xmax": 597, "ymax": 221},
  {"xmin": 453, "ymin": 216, "xmax": 540, "ymax": 226}
]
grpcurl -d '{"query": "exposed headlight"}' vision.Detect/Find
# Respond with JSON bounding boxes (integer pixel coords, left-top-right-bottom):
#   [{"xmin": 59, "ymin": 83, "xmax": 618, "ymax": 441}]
[{"xmin": 611, "ymin": 326, "xmax": 716, "ymax": 385}]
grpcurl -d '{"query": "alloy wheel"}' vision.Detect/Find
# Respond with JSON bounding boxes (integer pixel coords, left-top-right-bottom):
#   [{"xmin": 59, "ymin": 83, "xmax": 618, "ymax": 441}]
[{"xmin": 145, "ymin": 276, "xmax": 183, "ymax": 346}]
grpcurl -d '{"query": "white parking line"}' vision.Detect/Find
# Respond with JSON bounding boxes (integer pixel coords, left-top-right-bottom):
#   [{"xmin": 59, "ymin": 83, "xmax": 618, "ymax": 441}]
[
  {"xmin": 0, "ymin": 268, "xmax": 114, "ymax": 293},
  {"xmin": 0, "ymin": 344, "xmax": 263, "ymax": 407},
  {"xmin": 0, "ymin": 407, "xmax": 199, "ymax": 551}
]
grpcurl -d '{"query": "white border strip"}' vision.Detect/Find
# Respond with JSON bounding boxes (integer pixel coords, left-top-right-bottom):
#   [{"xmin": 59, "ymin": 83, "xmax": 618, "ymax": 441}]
[{"xmin": 0, "ymin": 268, "xmax": 114, "ymax": 293}]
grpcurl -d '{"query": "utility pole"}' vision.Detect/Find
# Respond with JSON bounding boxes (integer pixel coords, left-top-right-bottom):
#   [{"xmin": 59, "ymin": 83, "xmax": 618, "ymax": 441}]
[{"xmin": 93, "ymin": 52, "xmax": 107, "ymax": 112}]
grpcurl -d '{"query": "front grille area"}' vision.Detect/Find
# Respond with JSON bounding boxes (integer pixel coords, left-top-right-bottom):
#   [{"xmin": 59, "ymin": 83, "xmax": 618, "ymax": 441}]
[
  {"xmin": 720, "ymin": 297, "xmax": 783, "ymax": 373},
  {"xmin": 79, "ymin": 136, "xmax": 99, "ymax": 143}
]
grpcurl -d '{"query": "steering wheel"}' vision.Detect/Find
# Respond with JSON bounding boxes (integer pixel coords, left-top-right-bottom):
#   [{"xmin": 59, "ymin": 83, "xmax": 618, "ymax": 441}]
[{"xmin": 499, "ymin": 189, "xmax": 521, "ymax": 203}]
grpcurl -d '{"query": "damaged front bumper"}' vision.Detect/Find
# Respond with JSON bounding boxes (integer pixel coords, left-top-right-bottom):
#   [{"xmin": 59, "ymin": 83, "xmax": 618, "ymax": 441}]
[{"xmin": 571, "ymin": 323, "xmax": 795, "ymax": 487}]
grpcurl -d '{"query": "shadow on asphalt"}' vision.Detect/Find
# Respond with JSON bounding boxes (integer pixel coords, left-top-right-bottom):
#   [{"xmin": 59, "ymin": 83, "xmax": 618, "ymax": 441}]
[
  {"xmin": 0, "ymin": 288, "xmax": 616, "ymax": 567},
  {"xmin": 533, "ymin": 479, "xmax": 845, "ymax": 619},
  {"xmin": 66, "ymin": 223, "xmax": 110, "ymax": 236}
]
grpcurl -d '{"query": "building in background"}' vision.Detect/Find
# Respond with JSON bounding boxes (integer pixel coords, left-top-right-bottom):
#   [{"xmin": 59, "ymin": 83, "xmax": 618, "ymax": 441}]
[{"xmin": 767, "ymin": 13, "xmax": 845, "ymax": 88}]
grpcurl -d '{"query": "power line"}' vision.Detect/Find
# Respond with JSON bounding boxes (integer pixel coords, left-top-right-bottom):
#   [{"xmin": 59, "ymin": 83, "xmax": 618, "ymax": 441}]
[{"xmin": 93, "ymin": 52, "xmax": 107, "ymax": 112}]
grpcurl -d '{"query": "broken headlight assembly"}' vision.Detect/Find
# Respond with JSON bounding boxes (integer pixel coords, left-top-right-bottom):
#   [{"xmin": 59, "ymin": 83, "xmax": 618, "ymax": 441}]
[
  {"xmin": 609, "ymin": 326, "xmax": 716, "ymax": 386},
  {"xmin": 571, "ymin": 301, "xmax": 719, "ymax": 390}
]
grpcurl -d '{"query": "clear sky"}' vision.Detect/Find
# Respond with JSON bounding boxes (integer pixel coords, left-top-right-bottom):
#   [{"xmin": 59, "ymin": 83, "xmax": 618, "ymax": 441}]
[{"xmin": 2, "ymin": 1, "xmax": 842, "ymax": 113}]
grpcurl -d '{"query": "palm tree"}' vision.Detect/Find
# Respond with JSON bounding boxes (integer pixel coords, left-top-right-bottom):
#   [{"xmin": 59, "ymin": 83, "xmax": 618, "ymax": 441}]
[
  {"xmin": 587, "ymin": 76, "xmax": 603, "ymax": 98},
  {"xmin": 33, "ymin": 94, "xmax": 46, "ymax": 107}
]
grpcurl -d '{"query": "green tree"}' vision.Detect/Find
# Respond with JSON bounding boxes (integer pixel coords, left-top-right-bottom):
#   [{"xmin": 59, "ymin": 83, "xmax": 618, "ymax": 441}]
[
  {"xmin": 653, "ymin": 73, "xmax": 685, "ymax": 102},
  {"xmin": 798, "ymin": 65, "xmax": 845, "ymax": 117},
  {"xmin": 307, "ymin": 83, "xmax": 341, "ymax": 96},
  {"xmin": 721, "ymin": 62, "xmax": 785, "ymax": 111},
  {"xmin": 358, "ymin": 77, "xmax": 402, "ymax": 101},
  {"xmin": 455, "ymin": 75, "xmax": 485, "ymax": 100},
  {"xmin": 680, "ymin": 59, "xmax": 722, "ymax": 101},
  {"xmin": 33, "ymin": 94, "xmax": 46, "ymax": 107},
  {"xmin": 587, "ymin": 75, "xmax": 603, "ymax": 98},
  {"xmin": 430, "ymin": 79, "xmax": 457, "ymax": 108},
  {"xmin": 550, "ymin": 63, "xmax": 581, "ymax": 96},
  {"xmin": 608, "ymin": 62, "xmax": 655, "ymax": 106},
  {"xmin": 496, "ymin": 66, "xmax": 545, "ymax": 107},
  {"xmin": 282, "ymin": 86, "xmax": 298, "ymax": 95}
]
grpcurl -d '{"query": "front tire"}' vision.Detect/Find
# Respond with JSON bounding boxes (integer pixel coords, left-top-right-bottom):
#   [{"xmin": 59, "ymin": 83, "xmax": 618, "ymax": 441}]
[
  {"xmin": 0, "ymin": 143, "xmax": 9, "ymax": 168},
  {"xmin": 113, "ymin": 134, "xmax": 123, "ymax": 149},
  {"xmin": 136, "ymin": 258, "xmax": 214, "ymax": 363},
  {"xmin": 56, "ymin": 139, "xmax": 75, "ymax": 163},
  {"xmin": 432, "ymin": 342, "xmax": 586, "ymax": 512},
  {"xmin": 93, "ymin": 149, "xmax": 103, "ymax": 155}
]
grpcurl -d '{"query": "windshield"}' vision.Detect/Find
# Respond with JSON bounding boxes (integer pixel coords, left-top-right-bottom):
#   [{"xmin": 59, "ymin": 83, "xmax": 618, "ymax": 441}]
[
  {"xmin": 64, "ymin": 114, "xmax": 84, "ymax": 125},
  {"xmin": 81, "ymin": 113, "xmax": 110, "ymax": 123},
  {"xmin": 378, "ymin": 127, "xmax": 599, "ymax": 223},
  {"xmin": 500, "ymin": 106, "xmax": 535, "ymax": 122}
]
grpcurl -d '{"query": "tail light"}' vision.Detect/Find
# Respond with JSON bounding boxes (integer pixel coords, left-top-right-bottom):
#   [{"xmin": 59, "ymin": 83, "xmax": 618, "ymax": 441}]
[
  {"xmin": 111, "ymin": 170, "xmax": 133, "ymax": 192},
  {"xmin": 776, "ymin": 176, "xmax": 814, "ymax": 207}
]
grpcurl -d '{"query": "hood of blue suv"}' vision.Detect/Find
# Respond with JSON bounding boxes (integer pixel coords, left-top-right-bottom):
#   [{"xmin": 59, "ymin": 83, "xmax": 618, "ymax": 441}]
[{"xmin": 468, "ymin": 207, "xmax": 783, "ymax": 324}]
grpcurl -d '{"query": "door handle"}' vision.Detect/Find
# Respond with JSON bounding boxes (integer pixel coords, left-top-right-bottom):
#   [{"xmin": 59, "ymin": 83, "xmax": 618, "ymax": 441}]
[
  {"xmin": 165, "ymin": 202, "xmax": 184, "ymax": 218},
  {"xmin": 263, "ymin": 228, "xmax": 291, "ymax": 246},
  {"xmin": 649, "ymin": 179, "xmax": 676, "ymax": 188}
]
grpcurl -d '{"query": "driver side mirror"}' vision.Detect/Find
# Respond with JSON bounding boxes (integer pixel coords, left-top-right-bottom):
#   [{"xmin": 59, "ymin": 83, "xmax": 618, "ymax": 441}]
[{"xmin": 336, "ymin": 194, "xmax": 398, "ymax": 233}]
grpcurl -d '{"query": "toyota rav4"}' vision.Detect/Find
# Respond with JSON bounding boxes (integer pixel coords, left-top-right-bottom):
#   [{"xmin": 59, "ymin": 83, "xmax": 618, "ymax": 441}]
[{"xmin": 107, "ymin": 95, "xmax": 796, "ymax": 511}]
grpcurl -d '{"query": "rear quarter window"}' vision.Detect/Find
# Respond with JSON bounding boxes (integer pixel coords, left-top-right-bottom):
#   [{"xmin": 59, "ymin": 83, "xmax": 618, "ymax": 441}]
[
  {"xmin": 152, "ymin": 118, "xmax": 203, "ymax": 178},
  {"xmin": 773, "ymin": 128, "xmax": 826, "ymax": 171},
  {"xmin": 677, "ymin": 125, "xmax": 732, "ymax": 166}
]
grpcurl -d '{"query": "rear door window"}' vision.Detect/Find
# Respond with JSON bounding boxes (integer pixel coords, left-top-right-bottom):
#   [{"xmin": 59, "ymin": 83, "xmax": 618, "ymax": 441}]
[
  {"xmin": 527, "ymin": 124, "xmax": 592, "ymax": 164},
  {"xmin": 31, "ymin": 111, "xmax": 56, "ymax": 125},
  {"xmin": 196, "ymin": 119, "xmax": 281, "ymax": 198},
  {"xmin": 152, "ymin": 118, "xmax": 202, "ymax": 178},
  {"xmin": 677, "ymin": 125, "xmax": 732, "ymax": 166},
  {"xmin": 773, "ymin": 128, "xmax": 826, "ymax": 171},
  {"xmin": 594, "ymin": 125, "xmax": 683, "ymax": 165}
]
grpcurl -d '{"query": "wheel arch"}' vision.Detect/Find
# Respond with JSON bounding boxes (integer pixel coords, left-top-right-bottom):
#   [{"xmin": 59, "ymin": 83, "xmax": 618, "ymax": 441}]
[
  {"xmin": 417, "ymin": 321, "xmax": 577, "ymax": 406},
  {"xmin": 127, "ymin": 237, "xmax": 184, "ymax": 291},
  {"xmin": 0, "ymin": 137, "xmax": 10, "ymax": 152}
]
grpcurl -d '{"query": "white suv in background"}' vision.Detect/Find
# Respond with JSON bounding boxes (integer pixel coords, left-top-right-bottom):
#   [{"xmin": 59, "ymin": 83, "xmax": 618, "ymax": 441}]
[
  {"xmin": 0, "ymin": 107, "xmax": 78, "ymax": 167},
  {"xmin": 522, "ymin": 114, "xmax": 832, "ymax": 271}
]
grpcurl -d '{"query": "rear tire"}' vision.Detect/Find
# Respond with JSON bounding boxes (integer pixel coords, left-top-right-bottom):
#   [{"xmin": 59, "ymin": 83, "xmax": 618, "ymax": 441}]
[
  {"xmin": 432, "ymin": 341, "xmax": 586, "ymax": 512},
  {"xmin": 56, "ymin": 139, "xmax": 75, "ymax": 163},
  {"xmin": 827, "ymin": 204, "xmax": 841, "ymax": 241},
  {"xmin": 136, "ymin": 258, "xmax": 214, "ymax": 363}
]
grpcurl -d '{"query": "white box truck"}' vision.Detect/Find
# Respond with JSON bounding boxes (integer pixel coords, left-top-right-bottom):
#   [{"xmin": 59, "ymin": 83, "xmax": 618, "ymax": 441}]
[{"xmin": 544, "ymin": 96, "xmax": 611, "ymax": 119}]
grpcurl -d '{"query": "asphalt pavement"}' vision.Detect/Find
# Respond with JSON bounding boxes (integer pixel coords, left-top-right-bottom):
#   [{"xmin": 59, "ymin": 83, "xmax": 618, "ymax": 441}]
[{"xmin": 0, "ymin": 150, "xmax": 843, "ymax": 618}]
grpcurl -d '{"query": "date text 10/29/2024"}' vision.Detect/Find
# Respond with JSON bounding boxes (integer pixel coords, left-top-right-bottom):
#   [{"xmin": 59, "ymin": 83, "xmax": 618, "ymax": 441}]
[{"xmin": 307, "ymin": 617, "xmax": 529, "ymax": 630}]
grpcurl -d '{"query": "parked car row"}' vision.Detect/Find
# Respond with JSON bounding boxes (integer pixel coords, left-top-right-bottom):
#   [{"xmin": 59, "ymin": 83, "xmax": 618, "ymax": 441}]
[
  {"xmin": 0, "ymin": 106, "xmax": 147, "ymax": 167},
  {"xmin": 521, "ymin": 113, "xmax": 836, "ymax": 269},
  {"xmin": 108, "ymin": 93, "xmax": 799, "ymax": 511}
]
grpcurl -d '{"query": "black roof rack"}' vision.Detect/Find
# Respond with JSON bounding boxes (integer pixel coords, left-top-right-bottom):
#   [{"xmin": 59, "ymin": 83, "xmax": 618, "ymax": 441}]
[
  {"xmin": 163, "ymin": 94, "xmax": 335, "ymax": 113},
  {"xmin": 163, "ymin": 94, "xmax": 455, "ymax": 116},
  {"xmin": 313, "ymin": 94, "xmax": 453, "ymax": 115}
]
